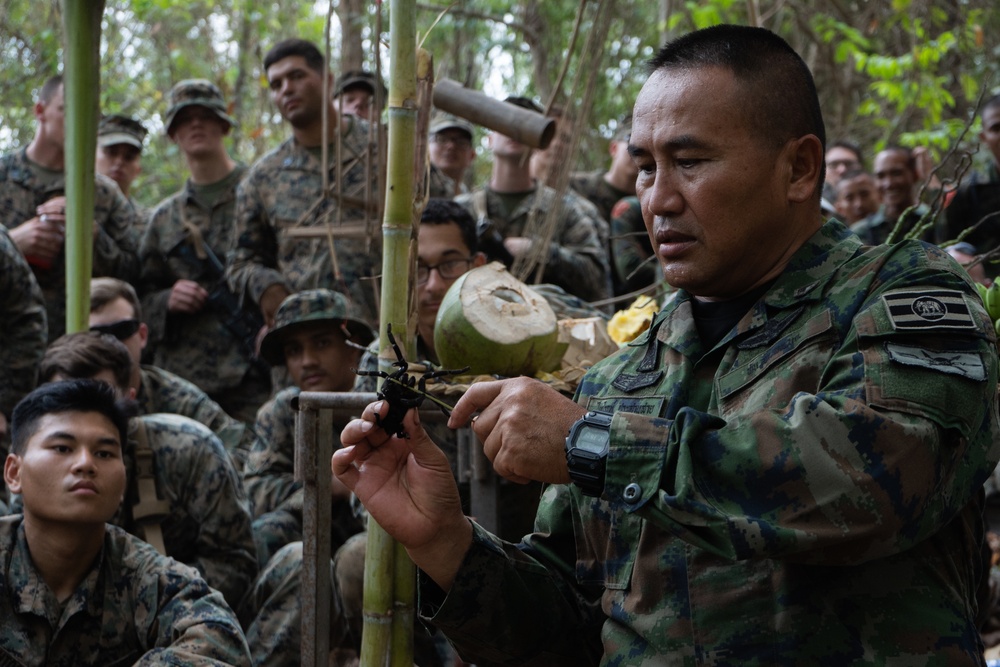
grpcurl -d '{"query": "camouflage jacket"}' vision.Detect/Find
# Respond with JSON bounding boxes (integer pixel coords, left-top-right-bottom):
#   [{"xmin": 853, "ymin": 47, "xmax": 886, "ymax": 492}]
[
  {"xmin": 456, "ymin": 184, "xmax": 611, "ymax": 302},
  {"xmin": 851, "ymin": 202, "xmax": 934, "ymax": 246},
  {"xmin": 138, "ymin": 165, "xmax": 259, "ymax": 394},
  {"xmin": 225, "ymin": 118, "xmax": 382, "ymax": 325},
  {"xmin": 0, "ymin": 516, "xmax": 250, "ymax": 667},
  {"xmin": 0, "ymin": 226, "xmax": 46, "ymax": 419},
  {"xmin": 243, "ymin": 387, "xmax": 304, "ymax": 516},
  {"xmin": 569, "ymin": 169, "xmax": 631, "ymax": 224},
  {"xmin": 423, "ymin": 220, "xmax": 1000, "ymax": 665},
  {"xmin": 137, "ymin": 365, "xmax": 259, "ymax": 472},
  {"xmin": 118, "ymin": 413, "xmax": 258, "ymax": 610},
  {"xmin": 608, "ymin": 196, "xmax": 656, "ymax": 296},
  {"xmin": 0, "ymin": 148, "xmax": 140, "ymax": 340}
]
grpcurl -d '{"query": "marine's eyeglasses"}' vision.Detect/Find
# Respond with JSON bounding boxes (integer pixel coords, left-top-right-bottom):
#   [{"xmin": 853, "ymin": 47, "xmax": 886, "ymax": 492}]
[
  {"xmin": 416, "ymin": 258, "xmax": 472, "ymax": 285},
  {"xmin": 90, "ymin": 318, "xmax": 141, "ymax": 341}
]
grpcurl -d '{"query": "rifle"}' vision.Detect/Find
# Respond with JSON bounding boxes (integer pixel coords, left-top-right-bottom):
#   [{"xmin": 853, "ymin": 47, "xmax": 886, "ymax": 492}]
[{"xmin": 167, "ymin": 235, "xmax": 268, "ymax": 372}]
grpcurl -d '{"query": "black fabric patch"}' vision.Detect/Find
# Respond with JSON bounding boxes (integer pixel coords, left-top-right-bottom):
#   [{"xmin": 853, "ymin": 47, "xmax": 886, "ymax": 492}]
[
  {"xmin": 737, "ymin": 306, "xmax": 806, "ymax": 350},
  {"xmin": 881, "ymin": 290, "xmax": 976, "ymax": 331},
  {"xmin": 612, "ymin": 371, "xmax": 665, "ymax": 393}
]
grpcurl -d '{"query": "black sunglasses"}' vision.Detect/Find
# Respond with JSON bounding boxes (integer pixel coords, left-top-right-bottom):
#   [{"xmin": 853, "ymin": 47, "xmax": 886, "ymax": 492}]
[{"xmin": 90, "ymin": 318, "xmax": 141, "ymax": 341}]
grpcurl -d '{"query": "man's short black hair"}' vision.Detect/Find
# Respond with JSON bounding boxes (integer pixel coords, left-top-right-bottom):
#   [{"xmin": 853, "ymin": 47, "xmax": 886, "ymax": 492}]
[
  {"xmin": 10, "ymin": 379, "xmax": 130, "ymax": 456},
  {"xmin": 878, "ymin": 145, "xmax": 917, "ymax": 174},
  {"xmin": 649, "ymin": 25, "xmax": 826, "ymax": 186},
  {"xmin": 421, "ymin": 199, "xmax": 479, "ymax": 254},
  {"xmin": 264, "ymin": 38, "xmax": 325, "ymax": 74}
]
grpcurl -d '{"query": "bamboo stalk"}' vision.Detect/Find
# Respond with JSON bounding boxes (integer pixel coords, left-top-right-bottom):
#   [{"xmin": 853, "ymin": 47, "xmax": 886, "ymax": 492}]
[
  {"xmin": 62, "ymin": 0, "xmax": 105, "ymax": 332},
  {"xmin": 360, "ymin": 0, "xmax": 419, "ymax": 664}
]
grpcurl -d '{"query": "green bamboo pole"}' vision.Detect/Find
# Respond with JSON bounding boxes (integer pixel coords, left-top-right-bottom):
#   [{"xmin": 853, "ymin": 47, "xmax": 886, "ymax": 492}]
[
  {"xmin": 360, "ymin": 0, "xmax": 418, "ymax": 664},
  {"xmin": 62, "ymin": 0, "xmax": 104, "ymax": 333}
]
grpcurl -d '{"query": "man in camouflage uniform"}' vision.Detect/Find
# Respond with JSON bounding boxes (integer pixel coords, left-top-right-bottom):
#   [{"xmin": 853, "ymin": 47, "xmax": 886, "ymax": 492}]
[
  {"xmin": 244, "ymin": 288, "xmax": 371, "ymax": 565},
  {"xmin": 226, "ymin": 38, "xmax": 382, "ymax": 333},
  {"xmin": 88, "ymin": 278, "xmax": 260, "ymax": 471},
  {"xmin": 0, "ymin": 379, "xmax": 251, "ymax": 666},
  {"xmin": 568, "ymin": 117, "xmax": 637, "ymax": 224},
  {"xmin": 95, "ymin": 112, "xmax": 149, "ymax": 239},
  {"xmin": 0, "ymin": 75, "xmax": 139, "ymax": 341},
  {"xmin": 337, "ymin": 25, "xmax": 1000, "ymax": 664},
  {"xmin": 139, "ymin": 80, "xmax": 270, "ymax": 424},
  {"xmin": 332, "ymin": 69, "xmax": 386, "ymax": 122},
  {"xmin": 455, "ymin": 96, "xmax": 610, "ymax": 303},
  {"xmin": 38, "ymin": 332, "xmax": 258, "ymax": 611},
  {"xmin": 428, "ymin": 114, "xmax": 475, "ymax": 198},
  {"xmin": 0, "ymin": 227, "xmax": 47, "ymax": 445},
  {"xmin": 851, "ymin": 145, "xmax": 934, "ymax": 245}
]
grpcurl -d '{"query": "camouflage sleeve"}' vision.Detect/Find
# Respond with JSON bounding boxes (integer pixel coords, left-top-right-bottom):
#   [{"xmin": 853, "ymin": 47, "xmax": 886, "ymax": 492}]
[
  {"xmin": 0, "ymin": 227, "xmax": 46, "ymax": 417},
  {"xmin": 421, "ymin": 486, "xmax": 606, "ymax": 665},
  {"xmin": 149, "ymin": 416, "xmax": 258, "ymax": 609},
  {"xmin": 543, "ymin": 197, "xmax": 611, "ymax": 302},
  {"xmin": 352, "ymin": 340, "xmax": 380, "ymax": 392},
  {"xmin": 597, "ymin": 251, "xmax": 1000, "ymax": 565},
  {"xmin": 92, "ymin": 176, "xmax": 140, "ymax": 285},
  {"xmin": 137, "ymin": 202, "xmax": 177, "ymax": 346},
  {"xmin": 124, "ymin": 530, "xmax": 252, "ymax": 666},
  {"xmin": 243, "ymin": 391, "xmax": 299, "ymax": 516},
  {"xmin": 610, "ymin": 197, "xmax": 657, "ymax": 293},
  {"xmin": 225, "ymin": 175, "xmax": 288, "ymax": 309}
]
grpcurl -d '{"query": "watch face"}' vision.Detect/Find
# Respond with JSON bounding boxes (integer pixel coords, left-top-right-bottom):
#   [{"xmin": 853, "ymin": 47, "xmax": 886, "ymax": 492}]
[{"xmin": 575, "ymin": 423, "xmax": 609, "ymax": 454}]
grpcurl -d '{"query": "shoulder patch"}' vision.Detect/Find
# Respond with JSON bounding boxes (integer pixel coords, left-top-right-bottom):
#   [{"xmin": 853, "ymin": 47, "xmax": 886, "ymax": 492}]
[
  {"xmin": 881, "ymin": 289, "xmax": 976, "ymax": 331},
  {"xmin": 884, "ymin": 342, "xmax": 986, "ymax": 381}
]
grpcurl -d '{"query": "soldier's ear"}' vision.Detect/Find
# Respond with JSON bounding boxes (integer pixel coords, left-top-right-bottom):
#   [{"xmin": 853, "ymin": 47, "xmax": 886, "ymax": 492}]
[{"xmin": 4, "ymin": 454, "xmax": 22, "ymax": 496}]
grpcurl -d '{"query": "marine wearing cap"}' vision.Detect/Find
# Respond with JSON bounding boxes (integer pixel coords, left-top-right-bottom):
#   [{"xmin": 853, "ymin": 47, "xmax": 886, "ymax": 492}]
[
  {"xmin": 259, "ymin": 289, "xmax": 375, "ymax": 365},
  {"xmin": 98, "ymin": 114, "xmax": 148, "ymax": 150},
  {"xmin": 163, "ymin": 79, "xmax": 238, "ymax": 135}
]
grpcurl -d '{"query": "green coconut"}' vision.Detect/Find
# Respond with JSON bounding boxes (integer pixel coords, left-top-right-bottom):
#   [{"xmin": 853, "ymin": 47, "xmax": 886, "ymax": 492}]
[{"xmin": 434, "ymin": 262, "xmax": 564, "ymax": 376}]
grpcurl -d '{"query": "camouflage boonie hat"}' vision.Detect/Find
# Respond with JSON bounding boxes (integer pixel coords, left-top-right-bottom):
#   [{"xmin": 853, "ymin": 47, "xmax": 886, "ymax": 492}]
[
  {"xmin": 164, "ymin": 79, "xmax": 237, "ymax": 135},
  {"xmin": 259, "ymin": 289, "xmax": 375, "ymax": 365},
  {"xmin": 98, "ymin": 114, "xmax": 147, "ymax": 150},
  {"xmin": 429, "ymin": 113, "xmax": 473, "ymax": 140}
]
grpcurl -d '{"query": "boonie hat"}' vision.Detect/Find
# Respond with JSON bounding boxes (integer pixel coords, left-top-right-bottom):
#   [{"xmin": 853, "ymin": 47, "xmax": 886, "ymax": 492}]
[
  {"xmin": 259, "ymin": 289, "xmax": 375, "ymax": 365},
  {"xmin": 164, "ymin": 79, "xmax": 238, "ymax": 135},
  {"xmin": 429, "ymin": 114, "xmax": 474, "ymax": 140},
  {"xmin": 98, "ymin": 114, "xmax": 147, "ymax": 150}
]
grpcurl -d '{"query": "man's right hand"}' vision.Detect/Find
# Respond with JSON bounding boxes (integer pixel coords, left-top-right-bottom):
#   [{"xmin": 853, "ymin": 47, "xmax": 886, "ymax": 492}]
[
  {"xmin": 167, "ymin": 279, "xmax": 209, "ymax": 314},
  {"xmin": 334, "ymin": 401, "xmax": 472, "ymax": 591},
  {"xmin": 9, "ymin": 215, "xmax": 65, "ymax": 261}
]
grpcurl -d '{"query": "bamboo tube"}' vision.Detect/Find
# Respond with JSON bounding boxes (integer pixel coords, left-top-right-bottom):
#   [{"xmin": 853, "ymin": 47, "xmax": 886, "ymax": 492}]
[
  {"xmin": 62, "ymin": 0, "xmax": 105, "ymax": 332},
  {"xmin": 432, "ymin": 78, "xmax": 556, "ymax": 149},
  {"xmin": 360, "ymin": 0, "xmax": 419, "ymax": 663}
]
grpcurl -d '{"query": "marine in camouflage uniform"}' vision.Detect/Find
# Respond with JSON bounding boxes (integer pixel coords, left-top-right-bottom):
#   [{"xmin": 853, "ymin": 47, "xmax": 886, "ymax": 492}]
[
  {"xmin": 0, "ymin": 226, "xmax": 47, "ymax": 435},
  {"xmin": 0, "ymin": 515, "xmax": 251, "ymax": 667},
  {"xmin": 421, "ymin": 221, "xmax": 1000, "ymax": 665},
  {"xmin": 244, "ymin": 289, "xmax": 372, "ymax": 564},
  {"xmin": 115, "ymin": 413, "xmax": 258, "ymax": 612},
  {"xmin": 455, "ymin": 185, "xmax": 610, "ymax": 302},
  {"xmin": 140, "ymin": 80, "xmax": 270, "ymax": 423},
  {"xmin": 0, "ymin": 152, "xmax": 139, "ymax": 342},
  {"xmin": 96, "ymin": 113, "xmax": 151, "ymax": 244},
  {"xmin": 225, "ymin": 115, "xmax": 382, "ymax": 327}
]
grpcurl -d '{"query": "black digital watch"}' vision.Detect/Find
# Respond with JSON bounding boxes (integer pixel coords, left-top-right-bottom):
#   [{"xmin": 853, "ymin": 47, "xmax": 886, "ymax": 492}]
[{"xmin": 565, "ymin": 410, "xmax": 613, "ymax": 497}]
